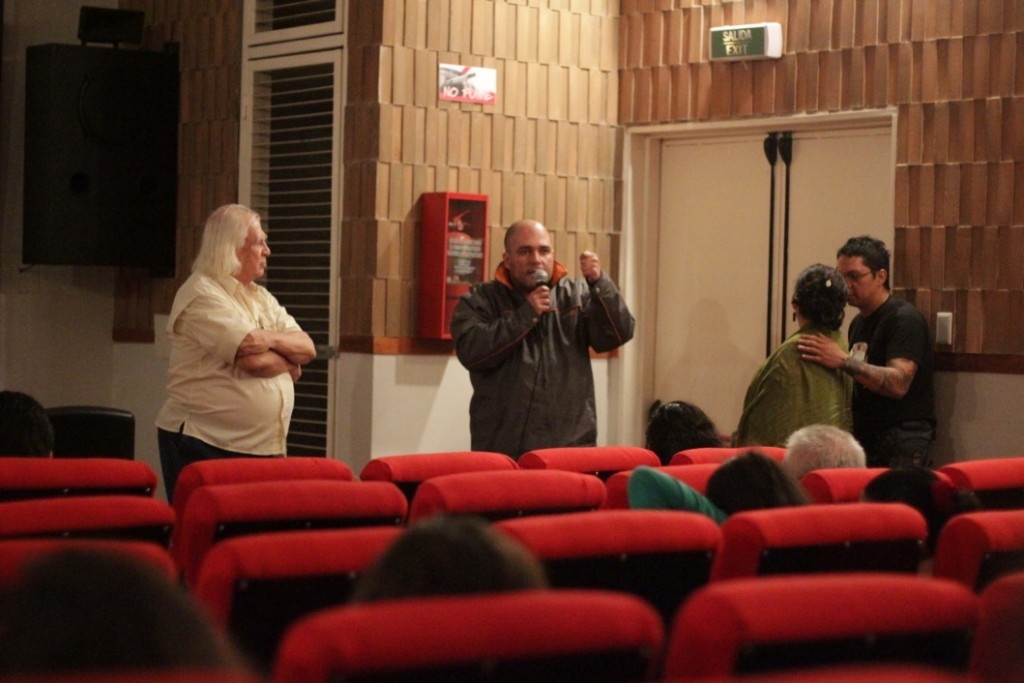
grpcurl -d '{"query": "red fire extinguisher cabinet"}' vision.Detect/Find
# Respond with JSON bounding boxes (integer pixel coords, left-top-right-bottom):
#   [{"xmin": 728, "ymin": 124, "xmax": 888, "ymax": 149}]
[{"xmin": 418, "ymin": 192, "xmax": 489, "ymax": 339}]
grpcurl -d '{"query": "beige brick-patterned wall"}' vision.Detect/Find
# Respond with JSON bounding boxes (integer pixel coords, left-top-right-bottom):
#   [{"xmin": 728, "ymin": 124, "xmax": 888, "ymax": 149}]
[
  {"xmin": 116, "ymin": 0, "xmax": 1023, "ymax": 362},
  {"xmin": 341, "ymin": 0, "xmax": 622, "ymax": 347},
  {"xmin": 619, "ymin": 0, "xmax": 1024, "ymax": 359}
]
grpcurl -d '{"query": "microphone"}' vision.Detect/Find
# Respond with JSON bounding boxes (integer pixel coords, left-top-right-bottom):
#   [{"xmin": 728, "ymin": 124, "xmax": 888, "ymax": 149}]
[{"xmin": 532, "ymin": 269, "xmax": 550, "ymax": 290}]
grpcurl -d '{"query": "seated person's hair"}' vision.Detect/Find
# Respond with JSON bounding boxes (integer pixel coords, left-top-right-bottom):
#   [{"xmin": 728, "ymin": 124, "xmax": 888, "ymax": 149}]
[
  {"xmin": 706, "ymin": 451, "xmax": 809, "ymax": 515},
  {"xmin": 791, "ymin": 263, "xmax": 848, "ymax": 330},
  {"xmin": 0, "ymin": 390, "xmax": 54, "ymax": 456},
  {"xmin": 863, "ymin": 466, "xmax": 981, "ymax": 553},
  {"xmin": 783, "ymin": 424, "xmax": 866, "ymax": 480},
  {"xmin": 350, "ymin": 515, "xmax": 548, "ymax": 602},
  {"xmin": 0, "ymin": 548, "xmax": 249, "ymax": 675},
  {"xmin": 645, "ymin": 399, "xmax": 722, "ymax": 465}
]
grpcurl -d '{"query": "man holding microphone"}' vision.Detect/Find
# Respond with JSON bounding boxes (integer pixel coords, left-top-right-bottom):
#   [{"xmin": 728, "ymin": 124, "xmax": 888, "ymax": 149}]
[{"xmin": 451, "ymin": 219, "xmax": 635, "ymax": 459}]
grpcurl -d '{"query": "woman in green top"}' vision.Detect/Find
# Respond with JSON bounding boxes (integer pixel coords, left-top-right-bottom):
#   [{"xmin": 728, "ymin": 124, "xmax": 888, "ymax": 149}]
[
  {"xmin": 628, "ymin": 451, "xmax": 808, "ymax": 523},
  {"xmin": 733, "ymin": 264, "xmax": 853, "ymax": 448}
]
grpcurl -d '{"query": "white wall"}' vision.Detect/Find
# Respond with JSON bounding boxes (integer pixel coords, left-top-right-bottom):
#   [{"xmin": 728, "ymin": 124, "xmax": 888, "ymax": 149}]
[
  {"xmin": 933, "ymin": 372, "xmax": 1024, "ymax": 466},
  {"xmin": 1, "ymin": 0, "xmax": 121, "ymax": 403},
  {"xmin": 332, "ymin": 352, "xmax": 611, "ymax": 475}
]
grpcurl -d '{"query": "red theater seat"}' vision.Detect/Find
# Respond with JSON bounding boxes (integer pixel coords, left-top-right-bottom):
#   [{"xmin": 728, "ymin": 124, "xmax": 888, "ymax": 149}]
[
  {"xmin": 939, "ymin": 458, "xmax": 1024, "ymax": 510},
  {"xmin": 170, "ymin": 457, "xmax": 354, "ymax": 549},
  {"xmin": 175, "ymin": 479, "xmax": 406, "ymax": 586},
  {"xmin": 603, "ymin": 463, "xmax": 721, "ymax": 510},
  {"xmin": 274, "ymin": 590, "xmax": 663, "ymax": 683},
  {"xmin": 359, "ymin": 451, "xmax": 517, "ymax": 503},
  {"xmin": 496, "ymin": 509, "xmax": 720, "ymax": 623},
  {"xmin": 193, "ymin": 526, "xmax": 403, "ymax": 672},
  {"xmin": 518, "ymin": 446, "xmax": 659, "ymax": 480},
  {"xmin": 407, "ymin": 469, "xmax": 605, "ymax": 523},
  {"xmin": 0, "ymin": 457, "xmax": 157, "ymax": 501},
  {"xmin": 670, "ymin": 446, "xmax": 785, "ymax": 465},
  {"xmin": 664, "ymin": 573, "xmax": 978, "ymax": 679},
  {"xmin": 0, "ymin": 495, "xmax": 175, "ymax": 546},
  {"xmin": 800, "ymin": 467, "xmax": 888, "ymax": 503},
  {"xmin": 933, "ymin": 510, "xmax": 1024, "ymax": 592},
  {"xmin": 0, "ymin": 538, "xmax": 177, "ymax": 586},
  {"xmin": 971, "ymin": 571, "xmax": 1024, "ymax": 683},
  {"xmin": 710, "ymin": 502, "xmax": 927, "ymax": 581}
]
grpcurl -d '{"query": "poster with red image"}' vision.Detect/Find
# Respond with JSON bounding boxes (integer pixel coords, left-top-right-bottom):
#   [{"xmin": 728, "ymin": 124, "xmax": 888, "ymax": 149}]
[{"xmin": 438, "ymin": 63, "xmax": 497, "ymax": 104}]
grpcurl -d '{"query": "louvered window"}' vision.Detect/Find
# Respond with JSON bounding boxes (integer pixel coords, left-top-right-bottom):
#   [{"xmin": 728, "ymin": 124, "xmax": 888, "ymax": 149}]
[
  {"xmin": 241, "ymin": 51, "xmax": 342, "ymax": 456},
  {"xmin": 254, "ymin": 0, "xmax": 336, "ymax": 31},
  {"xmin": 246, "ymin": 0, "xmax": 344, "ymax": 47}
]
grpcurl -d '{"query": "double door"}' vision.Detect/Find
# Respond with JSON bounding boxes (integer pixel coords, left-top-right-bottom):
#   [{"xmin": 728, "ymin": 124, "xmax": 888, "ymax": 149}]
[{"xmin": 652, "ymin": 121, "xmax": 895, "ymax": 433}]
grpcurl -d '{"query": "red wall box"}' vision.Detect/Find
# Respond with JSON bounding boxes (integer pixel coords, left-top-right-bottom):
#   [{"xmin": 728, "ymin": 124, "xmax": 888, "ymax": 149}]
[{"xmin": 418, "ymin": 192, "xmax": 489, "ymax": 339}]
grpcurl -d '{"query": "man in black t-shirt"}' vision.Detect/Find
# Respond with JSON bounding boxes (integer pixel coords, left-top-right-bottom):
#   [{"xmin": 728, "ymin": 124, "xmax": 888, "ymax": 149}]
[{"xmin": 797, "ymin": 236, "xmax": 936, "ymax": 467}]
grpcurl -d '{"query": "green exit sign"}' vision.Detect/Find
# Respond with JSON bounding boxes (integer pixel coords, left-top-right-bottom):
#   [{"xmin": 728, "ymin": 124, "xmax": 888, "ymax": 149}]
[{"xmin": 710, "ymin": 22, "xmax": 783, "ymax": 61}]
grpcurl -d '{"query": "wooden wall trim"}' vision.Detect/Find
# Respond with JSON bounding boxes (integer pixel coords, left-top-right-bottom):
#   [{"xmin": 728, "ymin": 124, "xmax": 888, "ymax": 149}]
[{"xmin": 935, "ymin": 353, "xmax": 1024, "ymax": 375}]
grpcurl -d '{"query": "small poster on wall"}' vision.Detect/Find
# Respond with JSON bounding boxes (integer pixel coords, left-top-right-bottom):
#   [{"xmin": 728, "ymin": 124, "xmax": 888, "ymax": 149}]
[{"xmin": 438, "ymin": 63, "xmax": 497, "ymax": 104}]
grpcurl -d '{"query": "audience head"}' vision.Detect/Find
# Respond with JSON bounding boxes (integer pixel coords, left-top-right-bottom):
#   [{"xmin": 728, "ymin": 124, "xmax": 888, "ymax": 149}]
[
  {"xmin": 783, "ymin": 424, "xmax": 866, "ymax": 480},
  {"xmin": 350, "ymin": 515, "xmax": 548, "ymax": 603},
  {"xmin": 862, "ymin": 466, "xmax": 981, "ymax": 552},
  {"xmin": 192, "ymin": 203, "xmax": 261, "ymax": 279},
  {"xmin": 706, "ymin": 450, "xmax": 809, "ymax": 515},
  {"xmin": 791, "ymin": 263, "xmax": 848, "ymax": 330},
  {"xmin": 0, "ymin": 390, "xmax": 54, "ymax": 457},
  {"xmin": 645, "ymin": 400, "xmax": 722, "ymax": 465},
  {"xmin": 0, "ymin": 548, "xmax": 249, "ymax": 675}
]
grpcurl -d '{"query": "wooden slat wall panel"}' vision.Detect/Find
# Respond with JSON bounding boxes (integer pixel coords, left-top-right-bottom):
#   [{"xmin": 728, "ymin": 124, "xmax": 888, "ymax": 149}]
[
  {"xmin": 619, "ymin": 0, "xmax": 1024, "ymax": 355},
  {"xmin": 113, "ymin": 0, "xmax": 242, "ymax": 342},
  {"xmin": 115, "ymin": 0, "xmax": 1022, "ymax": 358},
  {"xmin": 340, "ymin": 0, "xmax": 622, "ymax": 342}
]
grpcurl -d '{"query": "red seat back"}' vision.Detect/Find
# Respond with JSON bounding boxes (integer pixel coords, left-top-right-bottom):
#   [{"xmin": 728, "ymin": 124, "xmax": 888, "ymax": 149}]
[
  {"xmin": 518, "ymin": 446, "xmax": 659, "ymax": 479},
  {"xmin": 0, "ymin": 457, "xmax": 157, "ymax": 501},
  {"xmin": 407, "ymin": 469, "xmax": 605, "ymax": 524},
  {"xmin": 0, "ymin": 538, "xmax": 177, "ymax": 586},
  {"xmin": 710, "ymin": 502, "xmax": 927, "ymax": 581},
  {"xmin": 603, "ymin": 463, "xmax": 722, "ymax": 510},
  {"xmin": 800, "ymin": 467, "xmax": 888, "ymax": 503},
  {"xmin": 359, "ymin": 451, "xmax": 517, "ymax": 502},
  {"xmin": 274, "ymin": 590, "xmax": 664, "ymax": 683},
  {"xmin": 171, "ymin": 457, "xmax": 353, "ymax": 548},
  {"xmin": 194, "ymin": 526, "xmax": 403, "ymax": 672},
  {"xmin": 939, "ymin": 458, "xmax": 1024, "ymax": 509},
  {"xmin": 0, "ymin": 495, "xmax": 175, "ymax": 546},
  {"xmin": 175, "ymin": 479, "xmax": 406, "ymax": 586},
  {"xmin": 496, "ymin": 509, "xmax": 720, "ymax": 623},
  {"xmin": 664, "ymin": 573, "xmax": 978, "ymax": 679},
  {"xmin": 933, "ymin": 510, "xmax": 1024, "ymax": 592},
  {"xmin": 971, "ymin": 571, "xmax": 1024, "ymax": 682},
  {"xmin": 670, "ymin": 446, "xmax": 785, "ymax": 465}
]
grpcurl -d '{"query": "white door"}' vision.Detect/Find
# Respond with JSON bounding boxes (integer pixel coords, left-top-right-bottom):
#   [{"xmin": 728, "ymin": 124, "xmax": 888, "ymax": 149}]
[{"xmin": 653, "ymin": 121, "xmax": 894, "ymax": 435}]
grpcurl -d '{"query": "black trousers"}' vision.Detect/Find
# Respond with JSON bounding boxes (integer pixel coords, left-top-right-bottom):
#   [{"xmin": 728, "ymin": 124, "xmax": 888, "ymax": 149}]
[{"xmin": 862, "ymin": 420, "xmax": 936, "ymax": 468}]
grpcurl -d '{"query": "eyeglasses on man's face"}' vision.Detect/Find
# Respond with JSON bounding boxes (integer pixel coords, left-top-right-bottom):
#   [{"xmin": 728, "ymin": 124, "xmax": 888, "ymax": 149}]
[{"xmin": 842, "ymin": 269, "xmax": 876, "ymax": 284}]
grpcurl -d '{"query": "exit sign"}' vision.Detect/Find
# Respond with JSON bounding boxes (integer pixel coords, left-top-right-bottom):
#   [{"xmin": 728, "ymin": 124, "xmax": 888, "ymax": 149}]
[{"xmin": 710, "ymin": 22, "xmax": 783, "ymax": 61}]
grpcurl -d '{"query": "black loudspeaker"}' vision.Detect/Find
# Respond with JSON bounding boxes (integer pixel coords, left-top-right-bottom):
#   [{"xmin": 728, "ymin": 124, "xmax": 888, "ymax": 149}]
[{"xmin": 22, "ymin": 43, "xmax": 178, "ymax": 272}]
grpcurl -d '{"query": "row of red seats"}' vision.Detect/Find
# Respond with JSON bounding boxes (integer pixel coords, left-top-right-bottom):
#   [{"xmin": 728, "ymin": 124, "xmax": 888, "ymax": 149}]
[
  {"xmin": 0, "ymin": 534, "xmax": 1013, "ymax": 682},
  {"xmin": 3, "ymin": 446, "xmax": 1022, "ymax": 509},
  {"xmin": 3, "ymin": 450, "xmax": 1024, "ymax": 680},
  {"xmin": 3, "ymin": 452, "xmax": 1024, "ymax": 595}
]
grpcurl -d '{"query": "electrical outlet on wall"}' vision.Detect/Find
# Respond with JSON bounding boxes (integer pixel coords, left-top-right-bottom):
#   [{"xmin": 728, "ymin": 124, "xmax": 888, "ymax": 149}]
[{"xmin": 936, "ymin": 312, "xmax": 953, "ymax": 345}]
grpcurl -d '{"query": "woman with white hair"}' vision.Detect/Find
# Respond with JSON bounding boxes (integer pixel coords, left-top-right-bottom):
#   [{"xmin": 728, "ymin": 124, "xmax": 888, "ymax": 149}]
[
  {"xmin": 155, "ymin": 204, "xmax": 315, "ymax": 501},
  {"xmin": 782, "ymin": 423, "xmax": 866, "ymax": 481}
]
